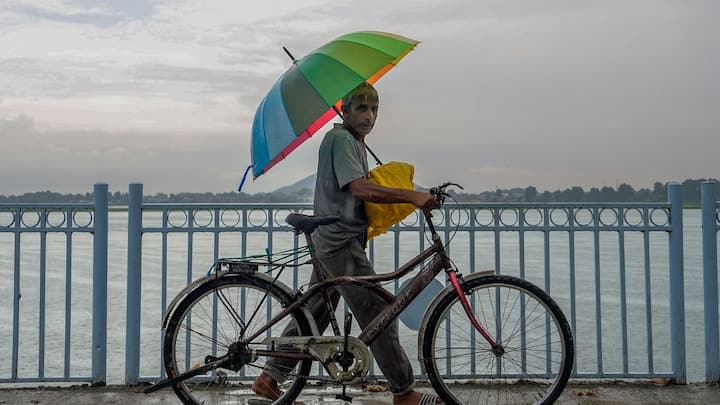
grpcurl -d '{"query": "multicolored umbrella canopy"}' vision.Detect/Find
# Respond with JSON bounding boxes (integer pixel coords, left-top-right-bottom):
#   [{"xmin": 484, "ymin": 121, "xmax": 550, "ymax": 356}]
[{"xmin": 250, "ymin": 31, "xmax": 420, "ymax": 179}]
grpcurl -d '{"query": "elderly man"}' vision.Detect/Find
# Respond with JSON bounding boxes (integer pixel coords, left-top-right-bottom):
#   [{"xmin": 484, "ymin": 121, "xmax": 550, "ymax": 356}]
[{"xmin": 253, "ymin": 82, "xmax": 440, "ymax": 405}]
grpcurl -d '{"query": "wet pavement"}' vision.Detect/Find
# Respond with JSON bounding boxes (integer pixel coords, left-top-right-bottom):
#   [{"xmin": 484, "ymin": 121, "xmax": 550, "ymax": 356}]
[{"xmin": 1, "ymin": 381, "xmax": 719, "ymax": 405}]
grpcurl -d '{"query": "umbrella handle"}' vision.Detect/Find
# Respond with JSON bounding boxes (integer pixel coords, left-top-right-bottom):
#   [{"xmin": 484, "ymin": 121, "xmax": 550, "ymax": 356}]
[
  {"xmin": 364, "ymin": 143, "xmax": 383, "ymax": 167},
  {"xmin": 330, "ymin": 104, "xmax": 383, "ymax": 167},
  {"xmin": 237, "ymin": 164, "xmax": 253, "ymax": 192}
]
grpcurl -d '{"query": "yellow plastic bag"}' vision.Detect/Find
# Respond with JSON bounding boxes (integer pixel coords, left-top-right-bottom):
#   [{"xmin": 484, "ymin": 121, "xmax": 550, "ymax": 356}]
[{"xmin": 365, "ymin": 161, "xmax": 416, "ymax": 240}]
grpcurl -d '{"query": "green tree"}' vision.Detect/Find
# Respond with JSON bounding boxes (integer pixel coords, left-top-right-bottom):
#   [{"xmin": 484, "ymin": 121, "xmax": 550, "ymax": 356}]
[
  {"xmin": 681, "ymin": 179, "xmax": 703, "ymax": 203},
  {"xmin": 636, "ymin": 187, "xmax": 652, "ymax": 201},
  {"xmin": 599, "ymin": 186, "xmax": 616, "ymax": 202},
  {"xmin": 562, "ymin": 186, "xmax": 584, "ymax": 202},
  {"xmin": 652, "ymin": 182, "xmax": 666, "ymax": 201},
  {"xmin": 587, "ymin": 187, "xmax": 601, "ymax": 201},
  {"xmin": 524, "ymin": 186, "xmax": 538, "ymax": 201},
  {"xmin": 617, "ymin": 183, "xmax": 635, "ymax": 201}
]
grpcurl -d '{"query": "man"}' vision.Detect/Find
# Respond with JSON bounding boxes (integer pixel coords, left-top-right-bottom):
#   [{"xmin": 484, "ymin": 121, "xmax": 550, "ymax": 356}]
[{"xmin": 253, "ymin": 82, "xmax": 440, "ymax": 405}]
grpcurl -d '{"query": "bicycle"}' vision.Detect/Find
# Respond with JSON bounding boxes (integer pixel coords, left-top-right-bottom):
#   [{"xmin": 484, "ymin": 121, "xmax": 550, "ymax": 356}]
[{"xmin": 146, "ymin": 182, "xmax": 574, "ymax": 404}]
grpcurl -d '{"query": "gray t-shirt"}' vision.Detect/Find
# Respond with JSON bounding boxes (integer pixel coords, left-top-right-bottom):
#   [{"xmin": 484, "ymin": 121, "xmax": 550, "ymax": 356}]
[{"xmin": 312, "ymin": 123, "xmax": 369, "ymax": 256}]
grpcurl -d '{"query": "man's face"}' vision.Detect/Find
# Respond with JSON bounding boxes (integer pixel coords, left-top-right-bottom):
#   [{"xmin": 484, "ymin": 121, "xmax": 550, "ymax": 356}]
[{"xmin": 343, "ymin": 96, "xmax": 379, "ymax": 138}]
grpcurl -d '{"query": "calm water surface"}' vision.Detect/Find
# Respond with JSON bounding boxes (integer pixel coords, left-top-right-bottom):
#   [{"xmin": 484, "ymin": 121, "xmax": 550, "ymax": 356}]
[{"xmin": 0, "ymin": 209, "xmax": 715, "ymax": 383}]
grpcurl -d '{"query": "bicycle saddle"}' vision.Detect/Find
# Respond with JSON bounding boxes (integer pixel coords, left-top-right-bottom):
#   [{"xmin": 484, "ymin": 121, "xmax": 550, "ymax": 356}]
[{"xmin": 286, "ymin": 213, "xmax": 340, "ymax": 234}]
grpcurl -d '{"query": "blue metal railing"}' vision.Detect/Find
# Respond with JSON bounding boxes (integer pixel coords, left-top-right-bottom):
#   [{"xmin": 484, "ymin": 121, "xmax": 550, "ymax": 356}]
[
  {"xmin": 123, "ymin": 183, "xmax": 687, "ymax": 384},
  {"xmin": 124, "ymin": 183, "xmax": 315, "ymax": 384},
  {"xmin": 1, "ymin": 182, "xmax": 711, "ymax": 385},
  {"xmin": 702, "ymin": 181, "xmax": 719, "ymax": 383},
  {"xmin": 668, "ymin": 184, "xmax": 686, "ymax": 383},
  {"xmin": 0, "ymin": 183, "xmax": 107, "ymax": 384}
]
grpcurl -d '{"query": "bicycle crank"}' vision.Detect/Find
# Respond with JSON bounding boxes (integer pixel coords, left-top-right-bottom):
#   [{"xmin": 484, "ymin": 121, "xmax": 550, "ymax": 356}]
[{"xmin": 262, "ymin": 336, "xmax": 370, "ymax": 384}]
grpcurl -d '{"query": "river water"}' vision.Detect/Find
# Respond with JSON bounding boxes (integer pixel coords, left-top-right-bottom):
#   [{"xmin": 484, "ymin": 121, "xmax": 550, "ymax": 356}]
[{"xmin": 0, "ymin": 209, "xmax": 716, "ymax": 383}]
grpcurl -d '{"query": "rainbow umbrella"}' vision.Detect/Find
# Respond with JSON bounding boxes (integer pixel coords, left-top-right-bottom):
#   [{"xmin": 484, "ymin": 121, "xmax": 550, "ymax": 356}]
[{"xmin": 248, "ymin": 31, "xmax": 420, "ymax": 181}]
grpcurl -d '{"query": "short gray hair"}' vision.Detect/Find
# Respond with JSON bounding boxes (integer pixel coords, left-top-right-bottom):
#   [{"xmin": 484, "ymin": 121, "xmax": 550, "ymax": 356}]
[{"xmin": 342, "ymin": 82, "xmax": 379, "ymax": 110}]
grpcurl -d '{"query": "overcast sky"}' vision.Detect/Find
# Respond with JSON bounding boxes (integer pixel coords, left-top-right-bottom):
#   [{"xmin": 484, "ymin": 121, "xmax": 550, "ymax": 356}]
[{"xmin": 1, "ymin": 0, "xmax": 718, "ymax": 195}]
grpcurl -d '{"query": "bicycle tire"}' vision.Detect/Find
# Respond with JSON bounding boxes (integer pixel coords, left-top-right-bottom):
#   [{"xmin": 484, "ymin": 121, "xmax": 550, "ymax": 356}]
[
  {"xmin": 421, "ymin": 274, "xmax": 574, "ymax": 405},
  {"xmin": 163, "ymin": 273, "xmax": 314, "ymax": 405}
]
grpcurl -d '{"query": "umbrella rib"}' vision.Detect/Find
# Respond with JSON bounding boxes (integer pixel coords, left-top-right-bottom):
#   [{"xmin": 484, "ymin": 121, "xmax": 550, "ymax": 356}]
[
  {"xmin": 328, "ymin": 38, "xmax": 418, "ymax": 61},
  {"xmin": 296, "ymin": 52, "xmax": 366, "ymax": 107},
  {"xmin": 312, "ymin": 38, "xmax": 398, "ymax": 61},
  {"xmin": 308, "ymin": 39, "xmax": 415, "ymax": 80}
]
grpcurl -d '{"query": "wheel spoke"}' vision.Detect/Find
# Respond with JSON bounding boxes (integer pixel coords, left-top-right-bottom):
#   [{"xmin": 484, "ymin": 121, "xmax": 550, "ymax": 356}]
[{"xmin": 216, "ymin": 287, "xmax": 246, "ymax": 335}]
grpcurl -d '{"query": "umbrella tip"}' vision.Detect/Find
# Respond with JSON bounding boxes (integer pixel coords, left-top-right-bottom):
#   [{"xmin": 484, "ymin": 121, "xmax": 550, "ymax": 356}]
[{"xmin": 282, "ymin": 46, "xmax": 296, "ymax": 62}]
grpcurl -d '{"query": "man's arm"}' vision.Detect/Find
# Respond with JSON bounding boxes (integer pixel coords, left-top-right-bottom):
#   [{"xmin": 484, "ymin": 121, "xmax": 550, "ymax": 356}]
[{"xmin": 348, "ymin": 178, "xmax": 440, "ymax": 211}]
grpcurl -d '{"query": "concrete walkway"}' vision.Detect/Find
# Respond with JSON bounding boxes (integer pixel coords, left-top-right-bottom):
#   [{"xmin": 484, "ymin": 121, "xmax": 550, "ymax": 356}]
[{"xmin": 1, "ymin": 382, "xmax": 719, "ymax": 405}]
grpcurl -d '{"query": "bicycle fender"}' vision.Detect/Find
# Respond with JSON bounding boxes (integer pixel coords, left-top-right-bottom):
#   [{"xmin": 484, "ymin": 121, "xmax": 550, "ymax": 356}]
[
  {"xmin": 416, "ymin": 270, "xmax": 494, "ymax": 374},
  {"xmin": 161, "ymin": 271, "xmax": 320, "ymax": 337},
  {"xmin": 161, "ymin": 273, "xmax": 219, "ymax": 329}
]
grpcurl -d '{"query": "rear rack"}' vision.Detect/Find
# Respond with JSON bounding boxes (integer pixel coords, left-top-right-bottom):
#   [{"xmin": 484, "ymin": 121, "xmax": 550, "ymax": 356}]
[
  {"xmin": 216, "ymin": 259, "xmax": 259, "ymax": 273},
  {"xmin": 211, "ymin": 246, "xmax": 314, "ymax": 276}
]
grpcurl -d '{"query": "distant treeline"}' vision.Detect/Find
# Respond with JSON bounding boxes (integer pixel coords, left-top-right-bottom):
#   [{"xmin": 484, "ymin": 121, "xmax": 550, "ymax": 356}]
[
  {"xmin": 0, "ymin": 190, "xmax": 311, "ymax": 204},
  {"xmin": 1, "ymin": 179, "xmax": 717, "ymax": 205},
  {"xmin": 450, "ymin": 178, "xmax": 719, "ymax": 204}
]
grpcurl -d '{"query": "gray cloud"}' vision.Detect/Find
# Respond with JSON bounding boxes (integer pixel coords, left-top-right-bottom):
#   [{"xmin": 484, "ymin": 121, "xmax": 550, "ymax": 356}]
[
  {"xmin": 1, "ymin": 58, "xmax": 143, "ymax": 98},
  {"xmin": 6, "ymin": 0, "xmax": 154, "ymax": 27},
  {"xmin": 1, "ymin": 0, "xmax": 718, "ymax": 194},
  {"xmin": 131, "ymin": 62, "xmax": 271, "ymax": 94},
  {"xmin": 0, "ymin": 113, "xmax": 253, "ymax": 194},
  {"xmin": 0, "ymin": 57, "xmax": 269, "ymax": 128}
]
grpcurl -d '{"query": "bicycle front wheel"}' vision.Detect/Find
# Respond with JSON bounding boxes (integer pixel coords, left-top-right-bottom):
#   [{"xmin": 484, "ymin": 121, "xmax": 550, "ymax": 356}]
[
  {"xmin": 421, "ymin": 274, "xmax": 573, "ymax": 405},
  {"xmin": 163, "ymin": 273, "xmax": 314, "ymax": 405}
]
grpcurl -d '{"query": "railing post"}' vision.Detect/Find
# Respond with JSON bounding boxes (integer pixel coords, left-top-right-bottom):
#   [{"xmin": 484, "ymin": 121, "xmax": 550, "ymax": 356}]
[
  {"xmin": 126, "ymin": 183, "xmax": 143, "ymax": 385},
  {"xmin": 668, "ymin": 183, "xmax": 686, "ymax": 383},
  {"xmin": 702, "ymin": 181, "xmax": 719, "ymax": 383},
  {"xmin": 92, "ymin": 183, "xmax": 108, "ymax": 385}
]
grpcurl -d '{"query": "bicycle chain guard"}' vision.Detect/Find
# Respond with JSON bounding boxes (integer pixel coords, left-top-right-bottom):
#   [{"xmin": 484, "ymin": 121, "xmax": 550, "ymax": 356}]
[{"xmin": 262, "ymin": 336, "xmax": 370, "ymax": 384}]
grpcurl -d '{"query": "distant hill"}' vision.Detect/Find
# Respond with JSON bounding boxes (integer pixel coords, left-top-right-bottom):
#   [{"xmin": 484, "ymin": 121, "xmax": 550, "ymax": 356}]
[
  {"xmin": 273, "ymin": 174, "xmax": 426, "ymax": 196},
  {"xmin": 274, "ymin": 174, "xmax": 315, "ymax": 195}
]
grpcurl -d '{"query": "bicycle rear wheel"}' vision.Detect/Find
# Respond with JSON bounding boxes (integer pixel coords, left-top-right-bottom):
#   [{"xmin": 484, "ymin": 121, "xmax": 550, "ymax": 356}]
[
  {"xmin": 421, "ymin": 274, "xmax": 573, "ymax": 405},
  {"xmin": 163, "ymin": 273, "xmax": 314, "ymax": 405}
]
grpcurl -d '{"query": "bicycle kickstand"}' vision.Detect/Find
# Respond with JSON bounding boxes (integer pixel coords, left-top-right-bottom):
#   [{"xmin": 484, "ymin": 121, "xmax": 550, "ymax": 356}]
[{"xmin": 336, "ymin": 313, "xmax": 354, "ymax": 402}]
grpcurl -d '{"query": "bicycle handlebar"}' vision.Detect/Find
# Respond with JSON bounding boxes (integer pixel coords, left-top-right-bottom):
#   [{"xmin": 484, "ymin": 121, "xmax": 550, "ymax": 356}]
[{"xmin": 429, "ymin": 182, "xmax": 464, "ymax": 205}]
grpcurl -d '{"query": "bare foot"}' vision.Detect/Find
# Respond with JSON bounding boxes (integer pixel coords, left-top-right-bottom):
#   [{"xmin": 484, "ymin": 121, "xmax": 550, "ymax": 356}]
[
  {"xmin": 251, "ymin": 372, "xmax": 282, "ymax": 401},
  {"xmin": 393, "ymin": 390, "xmax": 443, "ymax": 405}
]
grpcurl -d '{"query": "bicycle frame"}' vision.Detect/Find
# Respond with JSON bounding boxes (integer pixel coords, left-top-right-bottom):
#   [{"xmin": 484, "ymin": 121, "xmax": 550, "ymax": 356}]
[
  {"xmin": 242, "ymin": 213, "xmax": 497, "ymax": 355},
  {"xmin": 147, "ymin": 179, "xmax": 576, "ymax": 405}
]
